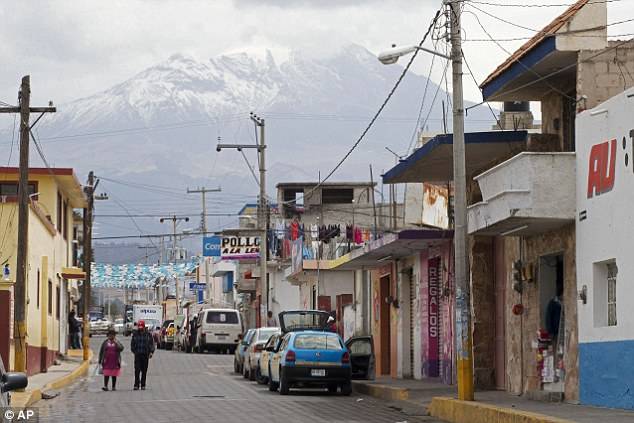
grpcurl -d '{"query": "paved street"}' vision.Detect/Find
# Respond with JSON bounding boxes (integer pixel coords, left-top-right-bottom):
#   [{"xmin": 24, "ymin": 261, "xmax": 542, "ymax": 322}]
[{"xmin": 35, "ymin": 337, "xmax": 438, "ymax": 423}]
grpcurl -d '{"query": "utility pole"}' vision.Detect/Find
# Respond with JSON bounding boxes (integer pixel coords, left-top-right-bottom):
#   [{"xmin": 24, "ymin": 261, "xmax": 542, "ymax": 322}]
[
  {"xmin": 160, "ymin": 215, "xmax": 189, "ymax": 314},
  {"xmin": 0, "ymin": 76, "xmax": 56, "ymax": 372},
  {"xmin": 187, "ymin": 187, "xmax": 221, "ymax": 304},
  {"xmin": 81, "ymin": 171, "xmax": 108, "ymax": 361},
  {"xmin": 447, "ymin": 0, "xmax": 474, "ymax": 401},
  {"xmin": 216, "ymin": 112, "xmax": 267, "ymax": 327}
]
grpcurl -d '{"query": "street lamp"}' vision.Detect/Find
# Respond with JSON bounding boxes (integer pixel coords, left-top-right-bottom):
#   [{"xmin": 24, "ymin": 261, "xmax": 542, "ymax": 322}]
[{"xmin": 377, "ymin": 44, "xmax": 450, "ymax": 65}]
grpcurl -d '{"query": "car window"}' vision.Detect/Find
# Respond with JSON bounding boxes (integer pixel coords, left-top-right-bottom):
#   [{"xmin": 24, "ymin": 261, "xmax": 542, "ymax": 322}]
[
  {"xmin": 264, "ymin": 335, "xmax": 277, "ymax": 349},
  {"xmin": 244, "ymin": 329, "xmax": 255, "ymax": 344},
  {"xmin": 349, "ymin": 339, "xmax": 372, "ymax": 355},
  {"xmin": 206, "ymin": 311, "xmax": 239, "ymax": 324},
  {"xmin": 257, "ymin": 329, "xmax": 279, "ymax": 341},
  {"xmin": 294, "ymin": 334, "xmax": 342, "ymax": 350},
  {"xmin": 278, "ymin": 335, "xmax": 290, "ymax": 352}
]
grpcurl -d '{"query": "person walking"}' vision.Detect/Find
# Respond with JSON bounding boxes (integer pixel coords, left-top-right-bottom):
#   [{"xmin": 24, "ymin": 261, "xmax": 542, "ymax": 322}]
[
  {"xmin": 99, "ymin": 329, "xmax": 124, "ymax": 391},
  {"xmin": 68, "ymin": 310, "xmax": 81, "ymax": 349},
  {"xmin": 131, "ymin": 320, "xmax": 154, "ymax": 390},
  {"xmin": 266, "ymin": 311, "xmax": 276, "ymax": 327}
]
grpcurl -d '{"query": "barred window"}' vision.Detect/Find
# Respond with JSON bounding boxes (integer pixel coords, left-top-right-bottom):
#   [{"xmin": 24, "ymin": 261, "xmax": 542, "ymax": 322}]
[{"xmin": 607, "ymin": 263, "xmax": 617, "ymax": 327}]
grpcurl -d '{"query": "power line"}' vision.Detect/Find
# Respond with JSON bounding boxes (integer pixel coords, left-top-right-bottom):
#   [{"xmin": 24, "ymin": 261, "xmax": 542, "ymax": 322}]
[
  {"xmin": 279, "ymin": 9, "xmax": 443, "ymax": 208},
  {"xmin": 464, "ymin": 0, "xmax": 622, "ymax": 7},
  {"xmin": 461, "ymin": 49, "xmax": 502, "ymax": 129},
  {"xmin": 467, "ymin": 2, "xmax": 539, "ymax": 31},
  {"xmin": 464, "ymin": 33, "xmax": 634, "ymax": 41}
]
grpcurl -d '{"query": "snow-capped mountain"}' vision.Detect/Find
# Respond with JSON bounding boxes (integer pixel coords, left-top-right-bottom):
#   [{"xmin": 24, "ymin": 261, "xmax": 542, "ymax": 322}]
[{"xmin": 6, "ymin": 44, "xmax": 498, "ymax": 237}]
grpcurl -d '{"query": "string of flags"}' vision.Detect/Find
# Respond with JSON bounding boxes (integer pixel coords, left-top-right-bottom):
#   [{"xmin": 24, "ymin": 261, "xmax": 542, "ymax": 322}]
[{"xmin": 90, "ymin": 258, "xmax": 200, "ymax": 288}]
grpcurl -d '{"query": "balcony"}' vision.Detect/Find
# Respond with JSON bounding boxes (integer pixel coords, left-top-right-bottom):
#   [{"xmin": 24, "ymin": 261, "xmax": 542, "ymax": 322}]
[{"xmin": 468, "ymin": 152, "xmax": 576, "ymax": 236}]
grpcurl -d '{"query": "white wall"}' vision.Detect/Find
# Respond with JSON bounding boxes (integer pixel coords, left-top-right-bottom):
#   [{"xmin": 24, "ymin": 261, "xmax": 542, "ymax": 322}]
[
  {"xmin": 268, "ymin": 267, "xmax": 300, "ymax": 317},
  {"xmin": 576, "ymin": 87, "xmax": 634, "ymax": 344}
]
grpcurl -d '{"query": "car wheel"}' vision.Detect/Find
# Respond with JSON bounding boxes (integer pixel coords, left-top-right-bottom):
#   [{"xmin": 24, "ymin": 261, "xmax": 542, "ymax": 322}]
[
  {"xmin": 279, "ymin": 368, "xmax": 290, "ymax": 395},
  {"xmin": 268, "ymin": 364, "xmax": 278, "ymax": 392},
  {"xmin": 327, "ymin": 383, "xmax": 338, "ymax": 393},
  {"xmin": 234, "ymin": 359, "xmax": 239, "ymax": 374},
  {"xmin": 243, "ymin": 364, "xmax": 249, "ymax": 379},
  {"xmin": 256, "ymin": 366, "xmax": 265, "ymax": 385},
  {"xmin": 249, "ymin": 364, "xmax": 256, "ymax": 381},
  {"xmin": 341, "ymin": 382, "xmax": 352, "ymax": 396}
]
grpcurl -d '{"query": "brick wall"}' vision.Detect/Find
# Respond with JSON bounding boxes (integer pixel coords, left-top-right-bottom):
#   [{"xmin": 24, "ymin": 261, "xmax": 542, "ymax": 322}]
[{"xmin": 577, "ymin": 40, "xmax": 634, "ymax": 112}]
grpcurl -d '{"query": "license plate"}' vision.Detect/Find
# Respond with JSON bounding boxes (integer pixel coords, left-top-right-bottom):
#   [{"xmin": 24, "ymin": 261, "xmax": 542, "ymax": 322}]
[
  {"xmin": 311, "ymin": 369, "xmax": 326, "ymax": 377},
  {"xmin": 216, "ymin": 336, "xmax": 226, "ymax": 340}
]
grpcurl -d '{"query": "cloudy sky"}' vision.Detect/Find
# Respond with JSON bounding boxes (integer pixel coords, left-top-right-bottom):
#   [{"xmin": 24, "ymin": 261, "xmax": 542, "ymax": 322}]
[{"xmin": 1, "ymin": 0, "xmax": 632, "ymax": 109}]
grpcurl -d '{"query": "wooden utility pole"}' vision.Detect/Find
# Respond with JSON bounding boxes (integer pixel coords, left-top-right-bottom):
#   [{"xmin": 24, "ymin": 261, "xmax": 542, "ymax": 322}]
[
  {"xmin": 160, "ymin": 215, "xmax": 189, "ymax": 313},
  {"xmin": 82, "ymin": 171, "xmax": 95, "ymax": 361},
  {"xmin": 187, "ymin": 186, "xmax": 221, "ymax": 302},
  {"xmin": 0, "ymin": 76, "xmax": 55, "ymax": 372}
]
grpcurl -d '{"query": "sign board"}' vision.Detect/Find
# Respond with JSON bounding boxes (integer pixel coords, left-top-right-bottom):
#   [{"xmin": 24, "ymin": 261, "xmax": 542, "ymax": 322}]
[
  {"xmin": 189, "ymin": 282, "xmax": 206, "ymax": 290},
  {"xmin": 203, "ymin": 236, "xmax": 222, "ymax": 257},
  {"xmin": 427, "ymin": 256, "xmax": 441, "ymax": 377},
  {"xmin": 221, "ymin": 236, "xmax": 260, "ymax": 260}
]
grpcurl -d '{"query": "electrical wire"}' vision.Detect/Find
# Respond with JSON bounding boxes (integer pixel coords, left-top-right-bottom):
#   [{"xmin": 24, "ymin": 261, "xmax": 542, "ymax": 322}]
[
  {"xmin": 461, "ymin": 49, "xmax": 503, "ymax": 129},
  {"xmin": 466, "ymin": 2, "xmax": 539, "ymax": 31},
  {"xmin": 464, "ymin": 33, "xmax": 634, "ymax": 41},
  {"xmin": 278, "ymin": 9, "xmax": 443, "ymax": 208},
  {"xmin": 464, "ymin": 0, "xmax": 622, "ymax": 7}
]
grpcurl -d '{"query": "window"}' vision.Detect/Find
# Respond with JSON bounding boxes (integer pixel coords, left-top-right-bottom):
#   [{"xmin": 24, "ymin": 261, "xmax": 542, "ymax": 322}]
[
  {"xmin": 0, "ymin": 182, "xmax": 37, "ymax": 201},
  {"xmin": 607, "ymin": 263, "xmax": 617, "ymax": 326},
  {"xmin": 349, "ymin": 339, "xmax": 372, "ymax": 355},
  {"xmin": 205, "ymin": 311, "xmax": 239, "ymax": 324},
  {"xmin": 48, "ymin": 280, "xmax": 53, "ymax": 315},
  {"xmin": 55, "ymin": 285, "xmax": 60, "ymax": 319},
  {"xmin": 62, "ymin": 200, "xmax": 68, "ymax": 240},
  {"xmin": 57, "ymin": 192, "xmax": 63, "ymax": 232},
  {"xmin": 322, "ymin": 188, "xmax": 353, "ymax": 204},
  {"xmin": 294, "ymin": 334, "xmax": 343, "ymax": 350}
]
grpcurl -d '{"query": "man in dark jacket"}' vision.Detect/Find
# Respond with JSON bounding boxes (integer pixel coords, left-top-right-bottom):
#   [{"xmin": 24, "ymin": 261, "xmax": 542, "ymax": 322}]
[
  {"xmin": 68, "ymin": 310, "xmax": 81, "ymax": 349},
  {"xmin": 131, "ymin": 320, "xmax": 155, "ymax": 390}
]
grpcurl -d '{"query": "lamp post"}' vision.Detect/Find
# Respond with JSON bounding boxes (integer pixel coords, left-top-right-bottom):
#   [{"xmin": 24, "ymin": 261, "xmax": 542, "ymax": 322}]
[{"xmin": 377, "ymin": 0, "xmax": 473, "ymax": 400}]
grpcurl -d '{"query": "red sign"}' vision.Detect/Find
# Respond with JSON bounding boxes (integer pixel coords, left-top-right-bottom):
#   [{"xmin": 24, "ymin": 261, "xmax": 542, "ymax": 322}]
[
  {"xmin": 428, "ymin": 256, "xmax": 441, "ymax": 377},
  {"xmin": 587, "ymin": 139, "xmax": 616, "ymax": 198}
]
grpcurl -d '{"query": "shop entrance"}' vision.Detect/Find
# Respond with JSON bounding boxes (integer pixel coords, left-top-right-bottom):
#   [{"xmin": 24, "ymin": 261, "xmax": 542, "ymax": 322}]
[
  {"xmin": 379, "ymin": 275, "xmax": 391, "ymax": 375},
  {"xmin": 538, "ymin": 253, "xmax": 565, "ymax": 393}
]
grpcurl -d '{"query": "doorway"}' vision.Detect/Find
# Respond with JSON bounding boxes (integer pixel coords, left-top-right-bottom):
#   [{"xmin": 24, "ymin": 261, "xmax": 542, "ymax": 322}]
[
  {"xmin": 379, "ymin": 275, "xmax": 391, "ymax": 375},
  {"xmin": 400, "ymin": 268, "xmax": 414, "ymax": 378},
  {"xmin": 539, "ymin": 253, "xmax": 565, "ymax": 393}
]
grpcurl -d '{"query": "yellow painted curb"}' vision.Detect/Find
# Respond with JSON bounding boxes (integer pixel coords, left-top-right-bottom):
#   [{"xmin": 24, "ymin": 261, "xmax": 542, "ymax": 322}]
[
  {"xmin": 10, "ymin": 350, "xmax": 93, "ymax": 409},
  {"xmin": 352, "ymin": 381, "xmax": 409, "ymax": 401},
  {"xmin": 428, "ymin": 397, "xmax": 576, "ymax": 423}
]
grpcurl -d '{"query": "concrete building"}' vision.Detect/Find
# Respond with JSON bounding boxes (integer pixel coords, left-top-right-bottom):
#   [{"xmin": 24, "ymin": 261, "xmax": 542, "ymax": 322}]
[
  {"xmin": 576, "ymin": 87, "xmax": 634, "ymax": 410},
  {"xmin": 0, "ymin": 167, "xmax": 86, "ymax": 374}
]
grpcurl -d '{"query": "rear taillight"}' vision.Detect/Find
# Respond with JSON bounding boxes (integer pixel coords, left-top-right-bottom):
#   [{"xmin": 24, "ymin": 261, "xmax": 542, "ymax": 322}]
[
  {"xmin": 254, "ymin": 344, "xmax": 264, "ymax": 352},
  {"xmin": 285, "ymin": 350, "xmax": 296, "ymax": 363},
  {"xmin": 342, "ymin": 351, "xmax": 350, "ymax": 364}
]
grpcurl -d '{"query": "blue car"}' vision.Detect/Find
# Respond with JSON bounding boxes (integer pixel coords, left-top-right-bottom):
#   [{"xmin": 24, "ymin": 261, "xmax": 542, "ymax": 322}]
[
  {"xmin": 234, "ymin": 328, "xmax": 256, "ymax": 374},
  {"xmin": 267, "ymin": 310, "xmax": 352, "ymax": 395}
]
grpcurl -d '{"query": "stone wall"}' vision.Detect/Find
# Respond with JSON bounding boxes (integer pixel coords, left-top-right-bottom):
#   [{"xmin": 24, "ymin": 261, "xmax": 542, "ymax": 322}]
[
  {"xmin": 503, "ymin": 224, "xmax": 578, "ymax": 401},
  {"xmin": 577, "ymin": 40, "xmax": 634, "ymax": 112},
  {"xmin": 470, "ymin": 236, "xmax": 495, "ymax": 389}
]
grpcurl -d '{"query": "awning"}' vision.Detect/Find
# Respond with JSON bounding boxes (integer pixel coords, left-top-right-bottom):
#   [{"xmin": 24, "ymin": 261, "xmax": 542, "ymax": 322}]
[
  {"xmin": 333, "ymin": 230, "xmax": 453, "ymax": 271},
  {"xmin": 382, "ymin": 131, "xmax": 527, "ymax": 184},
  {"xmin": 61, "ymin": 266, "xmax": 86, "ymax": 280}
]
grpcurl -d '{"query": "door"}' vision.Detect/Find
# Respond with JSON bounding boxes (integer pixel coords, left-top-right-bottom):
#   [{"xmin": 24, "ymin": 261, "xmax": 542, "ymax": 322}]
[
  {"xmin": 346, "ymin": 336, "xmax": 375, "ymax": 380},
  {"xmin": 0, "ymin": 291, "xmax": 10, "ymax": 367},
  {"xmin": 494, "ymin": 237, "xmax": 506, "ymax": 390},
  {"xmin": 379, "ymin": 275, "xmax": 391, "ymax": 375}
]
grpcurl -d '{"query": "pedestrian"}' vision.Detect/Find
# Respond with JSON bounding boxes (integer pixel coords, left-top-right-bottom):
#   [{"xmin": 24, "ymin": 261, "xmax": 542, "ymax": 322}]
[
  {"xmin": 68, "ymin": 310, "xmax": 81, "ymax": 349},
  {"xmin": 131, "ymin": 320, "xmax": 154, "ymax": 390},
  {"xmin": 99, "ymin": 329, "xmax": 124, "ymax": 391},
  {"xmin": 266, "ymin": 311, "xmax": 276, "ymax": 327},
  {"xmin": 327, "ymin": 315, "xmax": 337, "ymax": 333}
]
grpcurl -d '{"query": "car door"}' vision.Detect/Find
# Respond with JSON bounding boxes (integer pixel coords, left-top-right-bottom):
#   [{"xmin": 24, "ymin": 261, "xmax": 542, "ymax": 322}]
[
  {"xmin": 270, "ymin": 334, "xmax": 289, "ymax": 382},
  {"xmin": 345, "ymin": 336, "xmax": 375, "ymax": 380}
]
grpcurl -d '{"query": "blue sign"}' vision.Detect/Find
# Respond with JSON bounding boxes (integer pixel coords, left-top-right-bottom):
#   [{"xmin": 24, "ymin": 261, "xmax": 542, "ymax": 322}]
[
  {"xmin": 203, "ymin": 236, "xmax": 222, "ymax": 257},
  {"xmin": 189, "ymin": 282, "xmax": 206, "ymax": 290}
]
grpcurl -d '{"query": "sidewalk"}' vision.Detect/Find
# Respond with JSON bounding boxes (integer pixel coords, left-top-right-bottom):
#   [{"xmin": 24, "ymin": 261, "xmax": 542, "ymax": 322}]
[
  {"xmin": 353, "ymin": 377, "xmax": 634, "ymax": 423},
  {"xmin": 11, "ymin": 349, "xmax": 92, "ymax": 408}
]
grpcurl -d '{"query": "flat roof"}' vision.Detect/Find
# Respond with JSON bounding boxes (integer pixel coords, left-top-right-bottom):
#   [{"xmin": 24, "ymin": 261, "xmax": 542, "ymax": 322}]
[{"xmin": 0, "ymin": 167, "xmax": 87, "ymax": 208}]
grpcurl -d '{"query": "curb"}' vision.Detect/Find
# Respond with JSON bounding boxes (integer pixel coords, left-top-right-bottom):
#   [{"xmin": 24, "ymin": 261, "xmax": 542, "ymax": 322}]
[
  {"xmin": 352, "ymin": 381, "xmax": 409, "ymax": 401},
  {"xmin": 11, "ymin": 350, "xmax": 93, "ymax": 408},
  {"xmin": 428, "ymin": 396, "xmax": 576, "ymax": 423}
]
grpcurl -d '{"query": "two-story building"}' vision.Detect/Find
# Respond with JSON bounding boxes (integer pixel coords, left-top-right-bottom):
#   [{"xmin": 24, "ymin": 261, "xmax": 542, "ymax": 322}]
[{"xmin": 0, "ymin": 167, "xmax": 86, "ymax": 374}]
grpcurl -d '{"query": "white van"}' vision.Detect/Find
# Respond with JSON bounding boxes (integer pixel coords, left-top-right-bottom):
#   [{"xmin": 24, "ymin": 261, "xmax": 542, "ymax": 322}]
[{"xmin": 195, "ymin": 308, "xmax": 242, "ymax": 354}]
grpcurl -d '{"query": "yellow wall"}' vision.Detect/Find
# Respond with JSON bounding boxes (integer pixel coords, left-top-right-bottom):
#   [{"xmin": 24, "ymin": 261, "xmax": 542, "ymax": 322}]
[{"xmin": 0, "ymin": 172, "xmax": 80, "ymax": 367}]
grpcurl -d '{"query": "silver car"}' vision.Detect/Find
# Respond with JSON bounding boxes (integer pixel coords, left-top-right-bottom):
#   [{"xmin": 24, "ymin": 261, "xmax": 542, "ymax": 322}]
[{"xmin": 243, "ymin": 327, "xmax": 281, "ymax": 381}]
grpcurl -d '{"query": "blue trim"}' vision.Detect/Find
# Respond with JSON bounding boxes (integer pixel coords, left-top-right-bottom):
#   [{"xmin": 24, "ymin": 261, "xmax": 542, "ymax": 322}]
[
  {"xmin": 482, "ymin": 37, "xmax": 557, "ymax": 100},
  {"xmin": 579, "ymin": 340, "xmax": 634, "ymax": 410},
  {"xmin": 237, "ymin": 203, "xmax": 278, "ymax": 216},
  {"xmin": 382, "ymin": 130, "xmax": 528, "ymax": 184}
]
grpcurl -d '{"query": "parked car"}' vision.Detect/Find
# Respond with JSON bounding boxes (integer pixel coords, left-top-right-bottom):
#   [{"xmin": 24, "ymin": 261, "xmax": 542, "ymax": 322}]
[
  {"xmin": 89, "ymin": 318, "xmax": 111, "ymax": 336},
  {"xmin": 267, "ymin": 310, "xmax": 352, "ymax": 395},
  {"xmin": 243, "ymin": 327, "xmax": 281, "ymax": 381},
  {"xmin": 113, "ymin": 318, "xmax": 125, "ymax": 334},
  {"xmin": 173, "ymin": 315, "xmax": 185, "ymax": 351},
  {"xmin": 161, "ymin": 322, "xmax": 176, "ymax": 350},
  {"xmin": 233, "ymin": 328, "xmax": 255, "ymax": 374},
  {"xmin": 257, "ymin": 333, "xmax": 282, "ymax": 384},
  {"xmin": 195, "ymin": 308, "xmax": 242, "ymax": 354},
  {"xmin": 0, "ymin": 355, "xmax": 28, "ymax": 407},
  {"xmin": 157, "ymin": 320, "xmax": 173, "ymax": 349}
]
